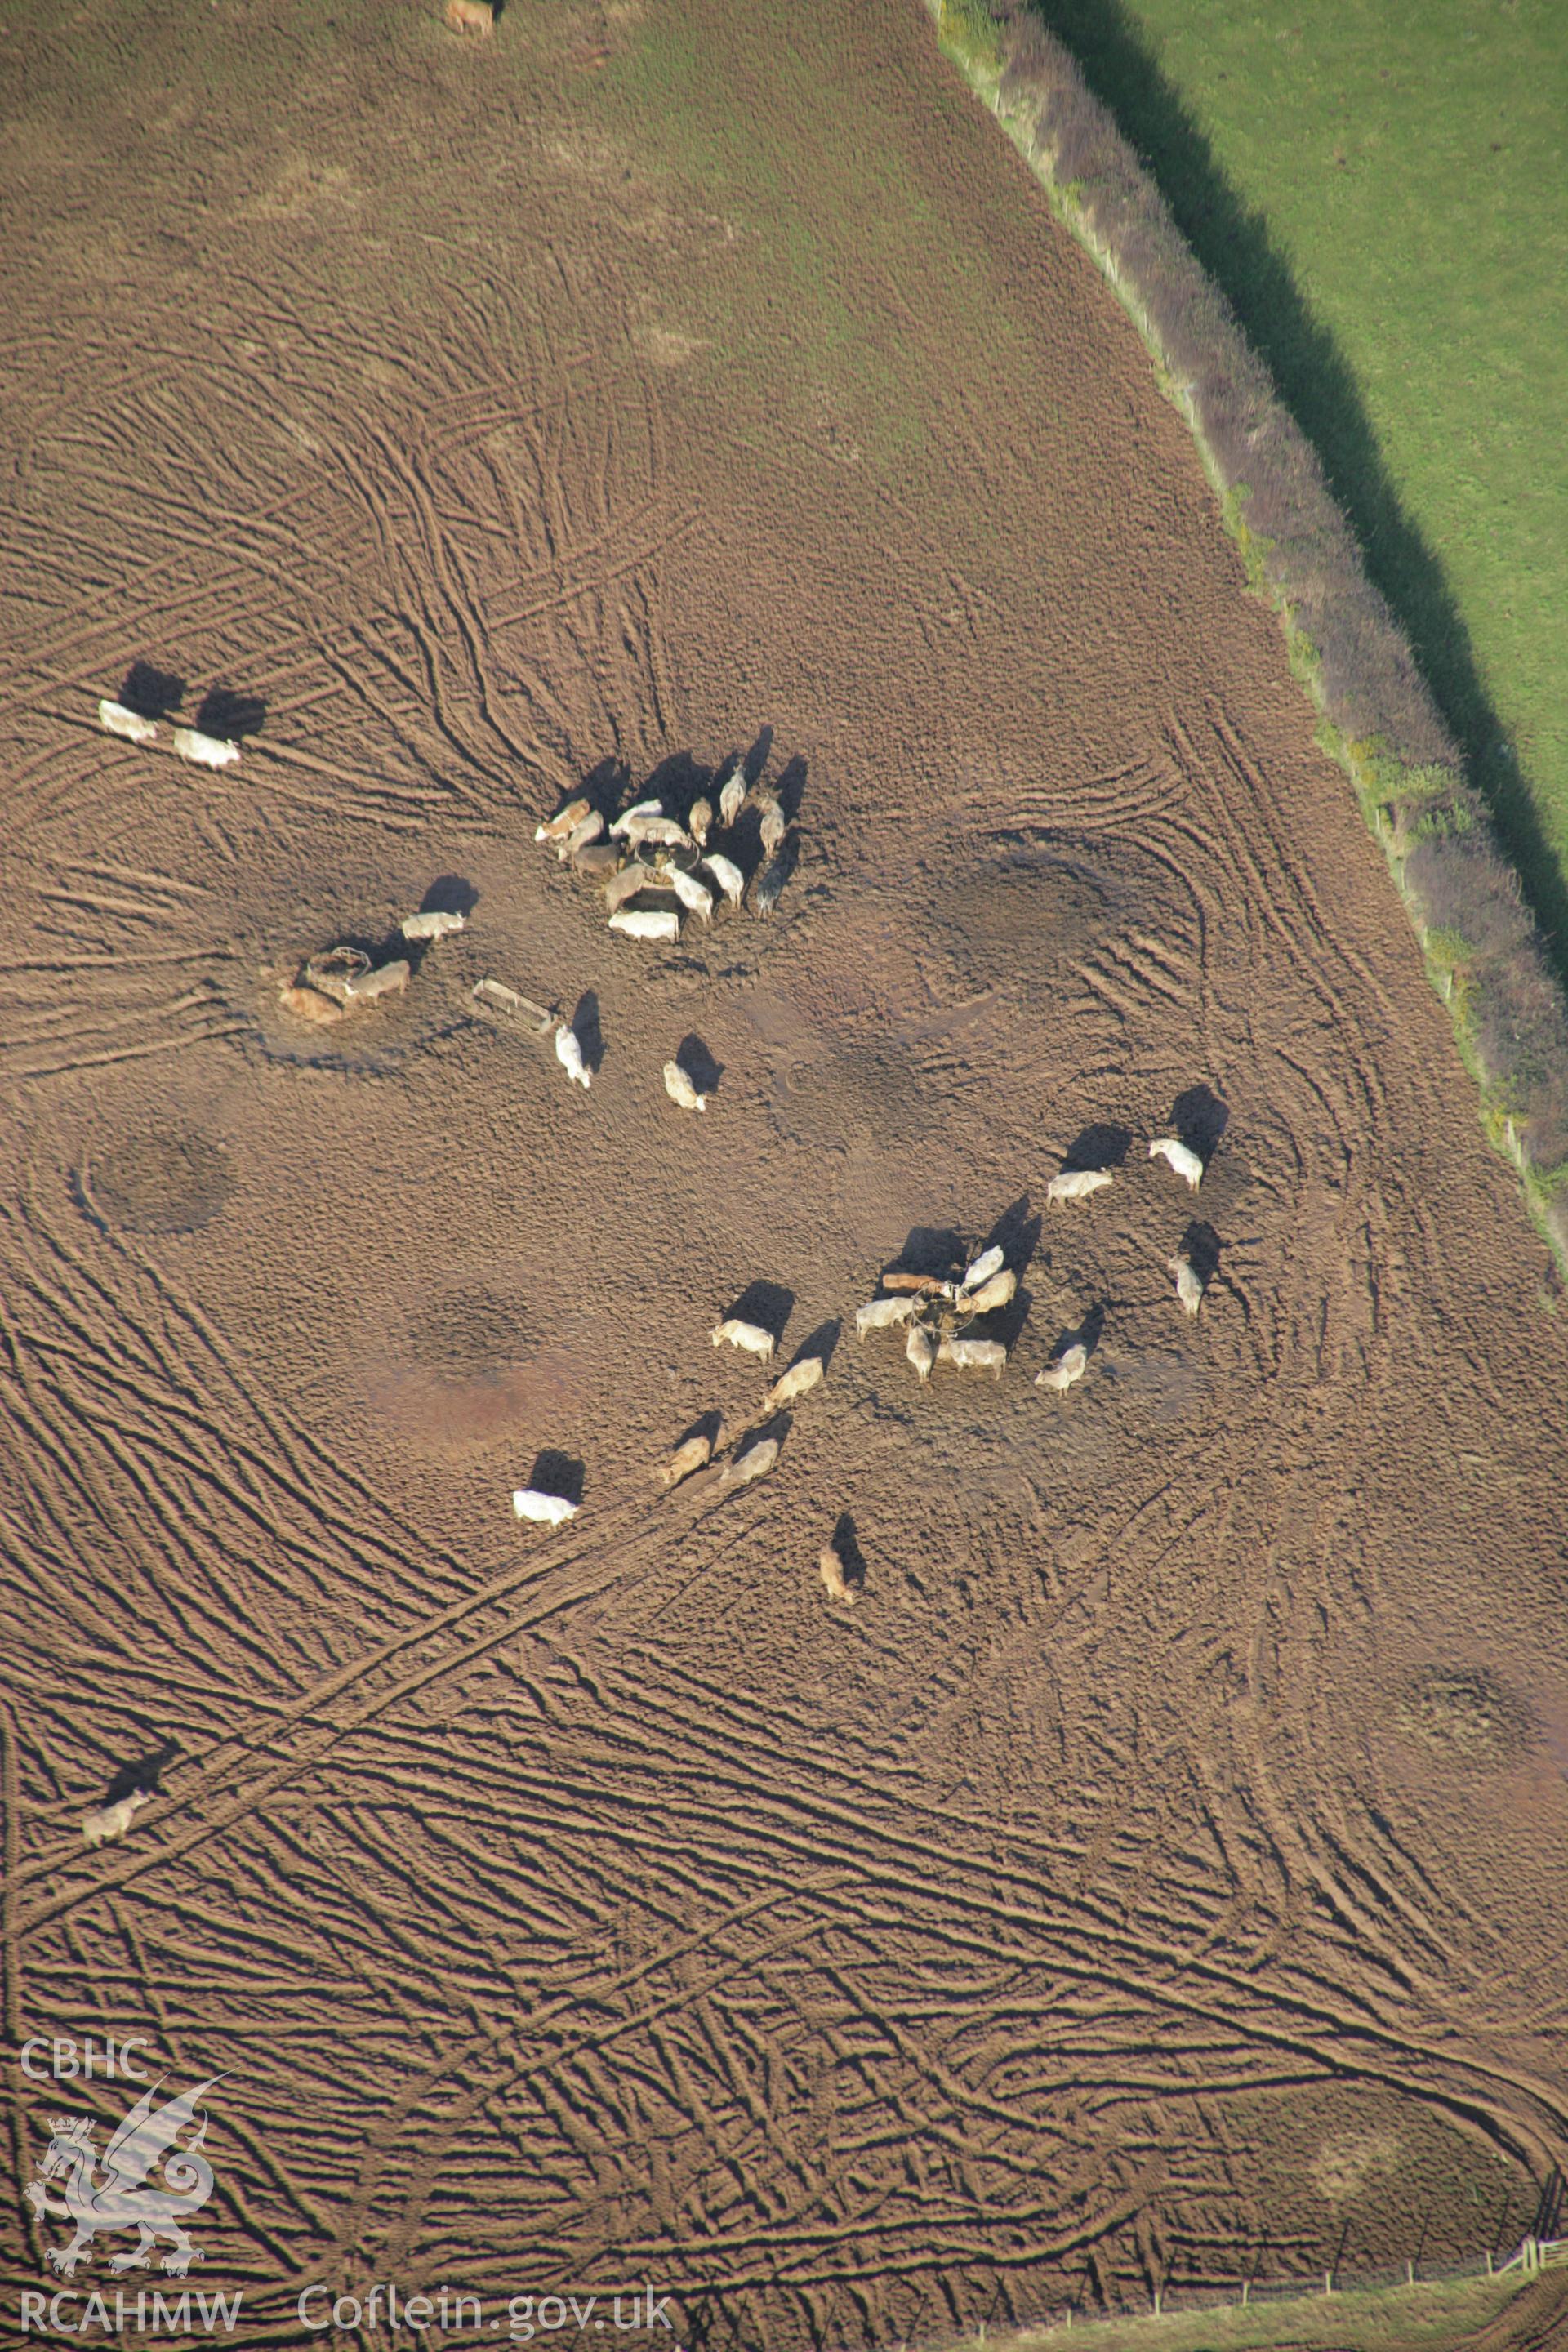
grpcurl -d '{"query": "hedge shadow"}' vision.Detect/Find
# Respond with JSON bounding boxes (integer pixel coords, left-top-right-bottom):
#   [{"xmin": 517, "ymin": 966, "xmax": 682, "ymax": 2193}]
[{"xmin": 930, "ymin": 0, "xmax": 1568, "ymax": 1254}]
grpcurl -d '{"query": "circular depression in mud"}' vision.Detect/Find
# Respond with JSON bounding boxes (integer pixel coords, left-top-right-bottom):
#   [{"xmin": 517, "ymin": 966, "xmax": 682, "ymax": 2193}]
[
  {"xmin": 1398, "ymin": 1666, "xmax": 1534, "ymax": 1766},
  {"xmin": 91, "ymin": 1125, "xmax": 234, "ymax": 1235},
  {"xmin": 931, "ymin": 835, "xmax": 1185, "ymax": 995},
  {"xmin": 944, "ymin": 853, "xmax": 1112, "ymax": 953},
  {"xmin": 403, "ymin": 1283, "xmax": 529, "ymax": 1381}
]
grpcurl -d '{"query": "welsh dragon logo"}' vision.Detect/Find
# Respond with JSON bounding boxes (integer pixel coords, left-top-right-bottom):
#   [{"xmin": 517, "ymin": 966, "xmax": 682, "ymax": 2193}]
[{"xmin": 28, "ymin": 2078, "xmax": 220, "ymax": 2277}]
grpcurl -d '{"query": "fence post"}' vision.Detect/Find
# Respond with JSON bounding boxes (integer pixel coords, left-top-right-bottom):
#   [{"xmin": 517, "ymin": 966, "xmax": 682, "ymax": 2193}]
[
  {"xmin": 1241, "ymin": 2282, "xmax": 1249, "ymax": 2307},
  {"xmin": 1325, "ymin": 2272, "xmax": 1334, "ymax": 2295},
  {"xmin": 1407, "ymin": 2261, "xmax": 1414, "ymax": 2285},
  {"xmin": 1486, "ymin": 2252, "xmax": 1494, "ymax": 2276}
]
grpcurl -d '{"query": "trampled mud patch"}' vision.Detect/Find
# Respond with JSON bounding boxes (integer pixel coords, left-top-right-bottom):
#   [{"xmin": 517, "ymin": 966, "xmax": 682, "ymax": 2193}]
[
  {"xmin": 1095, "ymin": 1341, "xmax": 1213, "ymax": 1425},
  {"xmin": 404, "ymin": 1282, "xmax": 528, "ymax": 1379},
  {"xmin": 365, "ymin": 1364, "xmax": 550, "ymax": 1452},
  {"xmin": 929, "ymin": 831, "xmax": 1196, "ymax": 1030},
  {"xmin": 1399, "ymin": 1667, "xmax": 1535, "ymax": 1766},
  {"xmin": 3, "ymin": 0, "xmax": 1568, "ymax": 2341},
  {"xmin": 1218, "ymin": 2086, "xmax": 1519, "ymax": 2277},
  {"xmin": 939, "ymin": 847, "xmax": 1116, "ymax": 978},
  {"xmin": 90, "ymin": 1124, "xmax": 232, "ymax": 1235},
  {"xmin": 772, "ymin": 1036, "xmax": 927, "ymax": 1154},
  {"xmin": 341, "ymin": 1280, "xmax": 594, "ymax": 1456},
  {"xmin": 1312, "ymin": 2128, "xmax": 1401, "ymax": 2206}
]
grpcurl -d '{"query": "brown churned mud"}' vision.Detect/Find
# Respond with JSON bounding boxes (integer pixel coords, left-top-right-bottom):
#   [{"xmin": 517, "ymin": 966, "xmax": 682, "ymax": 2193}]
[{"xmin": 2, "ymin": 0, "xmax": 1566, "ymax": 2341}]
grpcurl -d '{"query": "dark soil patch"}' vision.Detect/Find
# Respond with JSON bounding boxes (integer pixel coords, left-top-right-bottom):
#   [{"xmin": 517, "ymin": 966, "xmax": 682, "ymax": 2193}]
[{"xmin": 91, "ymin": 1126, "xmax": 232, "ymax": 1235}]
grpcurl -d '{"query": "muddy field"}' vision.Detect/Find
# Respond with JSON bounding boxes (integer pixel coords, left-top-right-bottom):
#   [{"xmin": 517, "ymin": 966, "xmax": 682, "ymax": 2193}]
[{"xmin": 3, "ymin": 0, "xmax": 1568, "ymax": 2344}]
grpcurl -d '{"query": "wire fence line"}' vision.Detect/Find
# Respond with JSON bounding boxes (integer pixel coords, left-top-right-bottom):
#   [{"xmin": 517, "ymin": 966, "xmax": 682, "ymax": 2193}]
[{"xmin": 883, "ymin": 2234, "xmax": 1568, "ymax": 2352}]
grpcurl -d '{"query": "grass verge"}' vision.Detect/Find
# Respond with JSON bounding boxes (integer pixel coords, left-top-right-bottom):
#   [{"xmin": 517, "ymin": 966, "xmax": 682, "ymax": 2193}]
[
  {"xmin": 1008, "ymin": 0, "xmax": 1568, "ymax": 986},
  {"xmin": 922, "ymin": 0, "xmax": 1568, "ymax": 1270},
  {"xmin": 938, "ymin": 2266, "xmax": 1529, "ymax": 2352}
]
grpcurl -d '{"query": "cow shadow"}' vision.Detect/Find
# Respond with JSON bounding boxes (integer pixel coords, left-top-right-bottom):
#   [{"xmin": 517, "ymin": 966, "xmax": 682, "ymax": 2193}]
[
  {"xmin": 724, "ymin": 1280, "xmax": 795, "ymax": 1348},
  {"xmin": 891, "ymin": 1225, "xmax": 965, "ymax": 1281},
  {"xmin": 742, "ymin": 725, "xmax": 774, "ymax": 787},
  {"xmin": 117, "ymin": 662, "xmax": 184, "ymax": 720},
  {"xmin": 527, "ymin": 1449, "xmax": 583, "ymax": 1506},
  {"xmin": 977, "ymin": 1194, "xmax": 1043, "ymax": 1275},
  {"xmin": 419, "ymin": 874, "xmax": 479, "ymax": 917},
  {"xmin": 1180, "ymin": 1218, "xmax": 1223, "ymax": 1286},
  {"xmin": 827, "ymin": 1512, "xmax": 868, "ymax": 1592},
  {"xmin": 775, "ymin": 753, "xmax": 808, "ymax": 822},
  {"xmin": 569, "ymin": 989, "xmax": 603, "ymax": 1076},
  {"xmin": 104, "ymin": 1738, "xmax": 180, "ymax": 1807},
  {"xmin": 585, "ymin": 755, "xmax": 628, "ymax": 812},
  {"xmin": 1172, "ymin": 1085, "xmax": 1228, "ymax": 1161},
  {"xmin": 641, "ymin": 748, "xmax": 711, "ymax": 822},
  {"xmin": 1063, "ymin": 1123, "xmax": 1132, "ymax": 1172},
  {"xmin": 195, "ymin": 685, "xmax": 267, "ymax": 741},
  {"xmin": 786, "ymin": 1316, "xmax": 841, "ymax": 1374},
  {"xmin": 674, "ymin": 1032, "xmax": 723, "ymax": 1096},
  {"xmin": 1049, "ymin": 1299, "xmax": 1107, "ymax": 1361},
  {"xmin": 674, "ymin": 1407, "xmax": 726, "ymax": 1455}
]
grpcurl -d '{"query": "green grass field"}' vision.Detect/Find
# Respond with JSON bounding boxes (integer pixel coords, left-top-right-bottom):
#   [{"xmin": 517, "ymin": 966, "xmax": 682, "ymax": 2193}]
[{"xmin": 1022, "ymin": 0, "xmax": 1568, "ymax": 967}]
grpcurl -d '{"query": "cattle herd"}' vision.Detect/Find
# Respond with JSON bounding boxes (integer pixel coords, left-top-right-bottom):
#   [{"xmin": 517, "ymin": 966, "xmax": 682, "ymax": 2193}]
[{"xmin": 78, "ymin": 724, "xmax": 1222, "ymax": 1848}]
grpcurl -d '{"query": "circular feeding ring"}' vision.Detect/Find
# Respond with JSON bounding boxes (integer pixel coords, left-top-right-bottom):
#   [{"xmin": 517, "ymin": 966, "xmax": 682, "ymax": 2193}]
[{"xmin": 303, "ymin": 944, "xmax": 371, "ymax": 1004}]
